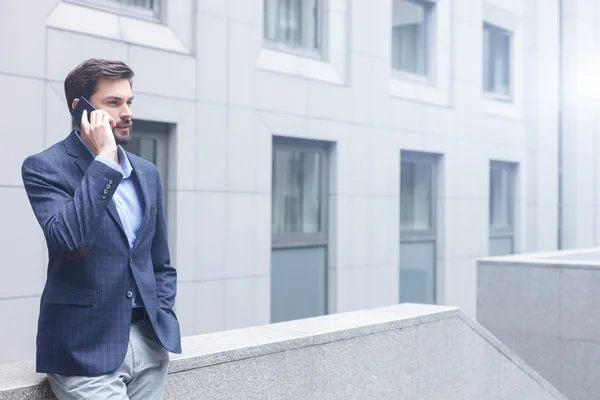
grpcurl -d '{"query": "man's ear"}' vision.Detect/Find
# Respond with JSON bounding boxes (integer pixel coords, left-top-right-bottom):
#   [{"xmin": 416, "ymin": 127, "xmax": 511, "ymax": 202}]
[{"xmin": 71, "ymin": 98, "xmax": 79, "ymax": 111}]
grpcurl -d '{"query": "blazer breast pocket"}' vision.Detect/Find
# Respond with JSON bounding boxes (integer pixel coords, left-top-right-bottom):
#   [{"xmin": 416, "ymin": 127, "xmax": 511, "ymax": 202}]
[{"xmin": 44, "ymin": 288, "xmax": 97, "ymax": 307}]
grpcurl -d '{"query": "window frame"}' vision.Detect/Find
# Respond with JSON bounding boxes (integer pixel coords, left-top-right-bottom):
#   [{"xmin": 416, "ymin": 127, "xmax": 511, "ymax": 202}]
[
  {"xmin": 271, "ymin": 138, "xmax": 329, "ymax": 250},
  {"xmin": 122, "ymin": 122, "xmax": 169, "ymax": 190},
  {"xmin": 489, "ymin": 161, "xmax": 516, "ymax": 239},
  {"xmin": 263, "ymin": 0, "xmax": 324, "ymax": 59},
  {"xmin": 391, "ymin": 0, "xmax": 434, "ymax": 80},
  {"xmin": 400, "ymin": 152, "xmax": 438, "ymax": 243},
  {"xmin": 64, "ymin": 0, "xmax": 164, "ymax": 22},
  {"xmin": 483, "ymin": 22, "xmax": 513, "ymax": 101}
]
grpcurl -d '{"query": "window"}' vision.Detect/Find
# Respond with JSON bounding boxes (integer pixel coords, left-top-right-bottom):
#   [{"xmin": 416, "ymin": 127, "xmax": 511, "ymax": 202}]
[
  {"xmin": 272, "ymin": 145, "xmax": 326, "ymax": 239},
  {"xmin": 401, "ymin": 160, "xmax": 434, "ymax": 232},
  {"xmin": 271, "ymin": 138, "xmax": 329, "ymax": 323},
  {"xmin": 483, "ymin": 23, "xmax": 512, "ymax": 97},
  {"xmin": 490, "ymin": 167, "xmax": 510, "ymax": 230},
  {"xmin": 125, "ymin": 137, "xmax": 158, "ymax": 164},
  {"xmin": 123, "ymin": 121, "xmax": 170, "ymax": 217},
  {"xmin": 257, "ymin": 0, "xmax": 349, "ymax": 85},
  {"xmin": 263, "ymin": 0, "xmax": 322, "ymax": 52},
  {"xmin": 392, "ymin": 0, "xmax": 432, "ymax": 76},
  {"xmin": 489, "ymin": 161, "xmax": 516, "ymax": 256},
  {"xmin": 400, "ymin": 152, "xmax": 438, "ymax": 305},
  {"xmin": 66, "ymin": 0, "xmax": 162, "ymax": 21},
  {"xmin": 117, "ymin": 0, "xmax": 155, "ymax": 7}
]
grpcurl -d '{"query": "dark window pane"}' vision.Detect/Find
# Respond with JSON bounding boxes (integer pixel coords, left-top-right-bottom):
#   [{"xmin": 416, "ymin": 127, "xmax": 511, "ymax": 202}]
[
  {"xmin": 271, "ymin": 247, "xmax": 327, "ymax": 322},
  {"xmin": 272, "ymin": 149, "xmax": 321, "ymax": 234},
  {"xmin": 489, "ymin": 237, "xmax": 514, "ymax": 256},
  {"xmin": 401, "ymin": 161, "xmax": 433, "ymax": 231},
  {"xmin": 116, "ymin": 0, "xmax": 154, "ymax": 8},
  {"xmin": 483, "ymin": 24, "xmax": 511, "ymax": 95},
  {"xmin": 400, "ymin": 241, "xmax": 436, "ymax": 303},
  {"xmin": 392, "ymin": 0, "xmax": 428, "ymax": 75},
  {"xmin": 123, "ymin": 137, "xmax": 157, "ymax": 165},
  {"xmin": 264, "ymin": 0, "xmax": 320, "ymax": 49},
  {"xmin": 490, "ymin": 167, "xmax": 510, "ymax": 229}
]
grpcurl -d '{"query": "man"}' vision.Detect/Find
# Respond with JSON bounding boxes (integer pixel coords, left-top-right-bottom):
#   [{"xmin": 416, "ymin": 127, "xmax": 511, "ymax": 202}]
[{"xmin": 21, "ymin": 58, "xmax": 181, "ymax": 399}]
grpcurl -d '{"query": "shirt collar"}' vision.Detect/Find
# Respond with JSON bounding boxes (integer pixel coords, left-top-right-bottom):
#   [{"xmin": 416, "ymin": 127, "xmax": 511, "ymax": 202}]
[
  {"xmin": 76, "ymin": 130, "xmax": 133, "ymax": 179},
  {"xmin": 117, "ymin": 146, "xmax": 133, "ymax": 179}
]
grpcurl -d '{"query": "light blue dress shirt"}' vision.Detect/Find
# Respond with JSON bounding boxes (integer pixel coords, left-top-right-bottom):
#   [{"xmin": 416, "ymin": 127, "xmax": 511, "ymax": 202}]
[{"xmin": 76, "ymin": 132, "xmax": 144, "ymax": 307}]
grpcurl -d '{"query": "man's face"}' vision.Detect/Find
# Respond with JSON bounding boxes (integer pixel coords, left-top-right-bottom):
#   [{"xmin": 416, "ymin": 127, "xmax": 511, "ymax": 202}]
[{"xmin": 89, "ymin": 78, "xmax": 134, "ymax": 145}]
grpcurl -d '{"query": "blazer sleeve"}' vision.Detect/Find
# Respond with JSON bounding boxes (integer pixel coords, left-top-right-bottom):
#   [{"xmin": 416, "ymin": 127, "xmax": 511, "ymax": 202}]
[
  {"xmin": 150, "ymin": 170, "xmax": 177, "ymax": 312},
  {"xmin": 21, "ymin": 154, "xmax": 123, "ymax": 255}
]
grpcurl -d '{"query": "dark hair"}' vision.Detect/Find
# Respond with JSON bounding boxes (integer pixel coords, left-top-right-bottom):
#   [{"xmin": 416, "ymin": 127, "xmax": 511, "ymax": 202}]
[{"xmin": 64, "ymin": 58, "xmax": 134, "ymax": 112}]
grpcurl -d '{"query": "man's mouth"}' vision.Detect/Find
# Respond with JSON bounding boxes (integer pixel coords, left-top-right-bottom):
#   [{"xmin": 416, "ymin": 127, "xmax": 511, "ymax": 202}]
[{"xmin": 116, "ymin": 124, "xmax": 131, "ymax": 130}]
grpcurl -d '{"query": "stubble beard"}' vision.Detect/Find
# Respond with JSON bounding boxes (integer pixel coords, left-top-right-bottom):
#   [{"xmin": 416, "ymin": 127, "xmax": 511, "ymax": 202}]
[{"xmin": 113, "ymin": 126, "xmax": 132, "ymax": 146}]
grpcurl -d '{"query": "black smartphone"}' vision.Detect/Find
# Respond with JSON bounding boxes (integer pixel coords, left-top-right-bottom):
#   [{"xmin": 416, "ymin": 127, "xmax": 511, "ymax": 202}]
[{"xmin": 71, "ymin": 96, "xmax": 96, "ymax": 126}]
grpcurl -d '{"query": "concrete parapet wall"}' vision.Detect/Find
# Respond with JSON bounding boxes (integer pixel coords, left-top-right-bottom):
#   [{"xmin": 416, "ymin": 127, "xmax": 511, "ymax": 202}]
[
  {"xmin": 1, "ymin": 304, "xmax": 565, "ymax": 400},
  {"xmin": 478, "ymin": 247, "xmax": 600, "ymax": 400}
]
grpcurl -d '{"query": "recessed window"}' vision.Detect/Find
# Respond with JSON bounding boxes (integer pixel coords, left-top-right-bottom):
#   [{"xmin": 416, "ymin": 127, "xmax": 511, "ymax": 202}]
[
  {"xmin": 490, "ymin": 168, "xmax": 510, "ymax": 230},
  {"xmin": 263, "ymin": 0, "xmax": 322, "ymax": 53},
  {"xmin": 272, "ymin": 148, "xmax": 323, "ymax": 236},
  {"xmin": 392, "ymin": 0, "xmax": 432, "ymax": 76},
  {"xmin": 117, "ymin": 0, "xmax": 155, "ymax": 8},
  {"xmin": 271, "ymin": 138, "xmax": 330, "ymax": 324},
  {"xmin": 483, "ymin": 23, "xmax": 512, "ymax": 97},
  {"xmin": 66, "ymin": 0, "xmax": 162, "ymax": 21},
  {"xmin": 401, "ymin": 160, "xmax": 434, "ymax": 232},
  {"xmin": 489, "ymin": 161, "xmax": 516, "ymax": 256},
  {"xmin": 400, "ymin": 152, "xmax": 439, "ymax": 305}
]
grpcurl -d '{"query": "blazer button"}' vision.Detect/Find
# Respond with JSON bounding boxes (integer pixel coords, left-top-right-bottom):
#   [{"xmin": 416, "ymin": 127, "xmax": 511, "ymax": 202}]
[
  {"xmin": 126, "ymin": 291, "xmax": 133, "ymax": 298},
  {"xmin": 105, "ymin": 184, "xmax": 111, "ymax": 189},
  {"xmin": 103, "ymin": 189, "xmax": 109, "ymax": 194},
  {"xmin": 101, "ymin": 194, "xmax": 107, "ymax": 200},
  {"xmin": 109, "ymin": 179, "xmax": 113, "ymax": 184}
]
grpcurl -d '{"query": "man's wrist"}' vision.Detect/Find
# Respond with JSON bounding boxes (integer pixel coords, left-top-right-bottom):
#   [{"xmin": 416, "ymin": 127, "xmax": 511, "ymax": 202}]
[
  {"xmin": 98, "ymin": 149, "xmax": 117, "ymax": 162},
  {"xmin": 95, "ymin": 155, "xmax": 120, "ymax": 172}
]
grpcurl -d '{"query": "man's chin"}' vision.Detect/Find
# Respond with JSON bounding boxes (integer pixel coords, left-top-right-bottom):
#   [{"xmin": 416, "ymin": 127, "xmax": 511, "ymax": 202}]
[{"xmin": 113, "ymin": 130, "xmax": 132, "ymax": 146}]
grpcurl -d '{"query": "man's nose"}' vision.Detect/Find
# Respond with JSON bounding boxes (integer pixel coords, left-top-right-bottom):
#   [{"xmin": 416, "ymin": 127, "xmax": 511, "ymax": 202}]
[{"xmin": 120, "ymin": 104, "xmax": 133, "ymax": 120}]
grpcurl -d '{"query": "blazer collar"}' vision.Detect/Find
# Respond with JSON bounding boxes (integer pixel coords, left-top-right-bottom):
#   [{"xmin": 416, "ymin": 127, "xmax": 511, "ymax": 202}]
[
  {"xmin": 64, "ymin": 130, "xmax": 95, "ymax": 174},
  {"xmin": 128, "ymin": 155, "xmax": 152, "ymax": 243},
  {"xmin": 65, "ymin": 130, "xmax": 134, "ymax": 179}
]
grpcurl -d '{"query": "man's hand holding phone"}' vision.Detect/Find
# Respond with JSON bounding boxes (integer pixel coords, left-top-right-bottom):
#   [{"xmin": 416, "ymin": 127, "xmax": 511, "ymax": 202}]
[{"xmin": 80, "ymin": 109, "xmax": 118, "ymax": 162}]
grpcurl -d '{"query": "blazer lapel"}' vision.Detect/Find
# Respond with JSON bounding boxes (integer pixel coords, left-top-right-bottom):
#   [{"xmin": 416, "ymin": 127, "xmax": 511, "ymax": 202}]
[
  {"xmin": 106, "ymin": 199, "xmax": 126, "ymax": 235},
  {"xmin": 64, "ymin": 131, "xmax": 127, "ymax": 235},
  {"xmin": 64, "ymin": 131, "xmax": 94, "ymax": 175},
  {"xmin": 128, "ymin": 155, "xmax": 151, "ymax": 245}
]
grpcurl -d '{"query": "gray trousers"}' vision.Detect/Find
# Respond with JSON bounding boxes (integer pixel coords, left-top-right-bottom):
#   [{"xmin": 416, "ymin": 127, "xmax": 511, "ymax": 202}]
[{"xmin": 47, "ymin": 319, "xmax": 170, "ymax": 400}]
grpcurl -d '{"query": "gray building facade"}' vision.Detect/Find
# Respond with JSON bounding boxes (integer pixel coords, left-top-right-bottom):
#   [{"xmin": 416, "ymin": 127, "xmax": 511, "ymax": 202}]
[{"xmin": 0, "ymin": 0, "xmax": 580, "ymax": 364}]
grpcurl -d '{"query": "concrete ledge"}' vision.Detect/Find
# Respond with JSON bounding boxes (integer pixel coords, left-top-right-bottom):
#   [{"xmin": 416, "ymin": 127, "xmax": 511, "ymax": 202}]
[
  {"xmin": 478, "ymin": 248, "xmax": 600, "ymax": 400},
  {"xmin": 0, "ymin": 303, "xmax": 566, "ymax": 399},
  {"xmin": 0, "ymin": 361, "xmax": 52, "ymax": 400},
  {"xmin": 169, "ymin": 303, "xmax": 458, "ymax": 374},
  {"xmin": 479, "ymin": 246, "xmax": 600, "ymax": 269}
]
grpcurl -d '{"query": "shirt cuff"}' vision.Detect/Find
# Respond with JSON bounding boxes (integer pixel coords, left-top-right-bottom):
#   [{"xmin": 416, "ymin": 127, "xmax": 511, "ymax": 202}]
[{"xmin": 95, "ymin": 155, "xmax": 122, "ymax": 174}]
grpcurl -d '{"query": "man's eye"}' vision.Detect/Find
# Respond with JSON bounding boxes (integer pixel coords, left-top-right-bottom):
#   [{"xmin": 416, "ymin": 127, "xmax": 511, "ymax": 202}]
[{"xmin": 108, "ymin": 101, "xmax": 118, "ymax": 105}]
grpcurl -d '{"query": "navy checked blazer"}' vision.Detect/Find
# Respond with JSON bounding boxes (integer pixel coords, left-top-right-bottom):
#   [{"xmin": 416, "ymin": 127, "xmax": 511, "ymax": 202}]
[{"xmin": 21, "ymin": 131, "xmax": 182, "ymax": 376}]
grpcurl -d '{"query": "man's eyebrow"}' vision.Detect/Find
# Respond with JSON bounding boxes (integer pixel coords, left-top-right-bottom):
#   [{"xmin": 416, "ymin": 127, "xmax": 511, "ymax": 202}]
[{"xmin": 103, "ymin": 96, "xmax": 134, "ymax": 101}]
